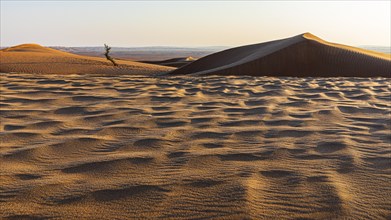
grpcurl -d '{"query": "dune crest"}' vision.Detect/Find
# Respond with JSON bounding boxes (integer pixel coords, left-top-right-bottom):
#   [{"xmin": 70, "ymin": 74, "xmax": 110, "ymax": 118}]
[
  {"xmin": 170, "ymin": 33, "xmax": 391, "ymax": 77},
  {"xmin": 0, "ymin": 44, "xmax": 174, "ymax": 75},
  {"xmin": 2, "ymin": 44, "xmax": 66, "ymax": 54},
  {"xmin": 302, "ymin": 33, "xmax": 390, "ymax": 60}
]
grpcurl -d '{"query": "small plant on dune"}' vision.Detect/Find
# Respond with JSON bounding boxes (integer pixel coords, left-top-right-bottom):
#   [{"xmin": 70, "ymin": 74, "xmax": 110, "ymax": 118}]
[{"xmin": 104, "ymin": 44, "xmax": 118, "ymax": 66}]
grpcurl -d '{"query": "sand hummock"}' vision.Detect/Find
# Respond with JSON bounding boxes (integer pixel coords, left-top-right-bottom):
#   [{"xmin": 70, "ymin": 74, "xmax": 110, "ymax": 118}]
[
  {"xmin": 0, "ymin": 44, "xmax": 174, "ymax": 75},
  {"xmin": 1, "ymin": 73, "xmax": 390, "ymax": 219},
  {"xmin": 170, "ymin": 33, "xmax": 391, "ymax": 77}
]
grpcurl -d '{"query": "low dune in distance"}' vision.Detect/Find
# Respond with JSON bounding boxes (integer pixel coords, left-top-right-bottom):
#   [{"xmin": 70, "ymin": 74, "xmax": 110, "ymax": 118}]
[
  {"xmin": 0, "ymin": 44, "xmax": 174, "ymax": 75},
  {"xmin": 140, "ymin": 57, "xmax": 196, "ymax": 67},
  {"xmin": 171, "ymin": 33, "xmax": 391, "ymax": 77}
]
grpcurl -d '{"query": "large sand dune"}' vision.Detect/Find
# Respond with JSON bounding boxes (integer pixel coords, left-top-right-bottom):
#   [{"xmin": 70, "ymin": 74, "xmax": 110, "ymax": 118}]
[
  {"xmin": 1, "ymin": 73, "xmax": 390, "ymax": 219},
  {"xmin": 0, "ymin": 44, "xmax": 174, "ymax": 75},
  {"xmin": 171, "ymin": 33, "xmax": 391, "ymax": 77}
]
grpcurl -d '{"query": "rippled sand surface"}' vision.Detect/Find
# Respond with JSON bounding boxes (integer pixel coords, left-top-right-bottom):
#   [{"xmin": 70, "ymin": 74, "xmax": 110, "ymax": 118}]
[{"xmin": 1, "ymin": 73, "xmax": 390, "ymax": 219}]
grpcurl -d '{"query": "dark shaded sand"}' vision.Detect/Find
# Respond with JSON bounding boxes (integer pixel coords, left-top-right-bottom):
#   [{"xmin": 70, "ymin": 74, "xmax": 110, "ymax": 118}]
[
  {"xmin": 140, "ymin": 57, "xmax": 196, "ymax": 67},
  {"xmin": 0, "ymin": 44, "xmax": 174, "ymax": 75},
  {"xmin": 170, "ymin": 33, "xmax": 391, "ymax": 77},
  {"xmin": 1, "ymin": 73, "xmax": 390, "ymax": 219}
]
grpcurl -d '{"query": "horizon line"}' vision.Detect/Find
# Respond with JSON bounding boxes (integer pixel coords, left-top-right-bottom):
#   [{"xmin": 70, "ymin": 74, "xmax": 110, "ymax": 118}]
[{"xmin": 1, "ymin": 44, "xmax": 390, "ymax": 48}]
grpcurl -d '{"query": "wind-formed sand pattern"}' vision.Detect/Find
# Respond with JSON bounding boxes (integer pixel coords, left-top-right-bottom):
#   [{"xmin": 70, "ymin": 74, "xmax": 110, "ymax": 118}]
[{"xmin": 1, "ymin": 73, "xmax": 390, "ymax": 219}]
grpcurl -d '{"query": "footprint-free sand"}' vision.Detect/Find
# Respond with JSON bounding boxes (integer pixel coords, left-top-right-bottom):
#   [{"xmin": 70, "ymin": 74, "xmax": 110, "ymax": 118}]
[{"xmin": 1, "ymin": 73, "xmax": 390, "ymax": 219}]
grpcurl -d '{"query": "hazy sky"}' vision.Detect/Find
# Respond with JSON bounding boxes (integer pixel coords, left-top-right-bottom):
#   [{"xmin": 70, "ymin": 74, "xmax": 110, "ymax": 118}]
[{"xmin": 1, "ymin": 1, "xmax": 390, "ymax": 47}]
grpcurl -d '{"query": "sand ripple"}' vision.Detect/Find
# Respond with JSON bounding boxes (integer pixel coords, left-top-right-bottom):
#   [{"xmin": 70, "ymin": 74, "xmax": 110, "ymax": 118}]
[{"xmin": 0, "ymin": 73, "xmax": 390, "ymax": 219}]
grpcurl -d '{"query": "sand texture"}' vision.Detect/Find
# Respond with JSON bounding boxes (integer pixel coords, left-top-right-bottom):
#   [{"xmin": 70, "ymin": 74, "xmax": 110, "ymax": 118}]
[
  {"xmin": 1, "ymin": 73, "xmax": 390, "ymax": 219},
  {"xmin": 171, "ymin": 33, "xmax": 391, "ymax": 77},
  {"xmin": 0, "ymin": 44, "xmax": 174, "ymax": 75}
]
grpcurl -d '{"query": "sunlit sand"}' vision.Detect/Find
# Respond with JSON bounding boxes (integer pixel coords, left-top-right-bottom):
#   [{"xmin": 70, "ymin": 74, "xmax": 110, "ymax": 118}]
[
  {"xmin": 0, "ymin": 44, "xmax": 173, "ymax": 75},
  {"xmin": 0, "ymin": 33, "xmax": 390, "ymax": 219}
]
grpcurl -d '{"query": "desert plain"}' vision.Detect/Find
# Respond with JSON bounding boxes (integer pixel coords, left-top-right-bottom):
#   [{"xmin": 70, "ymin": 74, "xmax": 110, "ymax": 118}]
[{"xmin": 0, "ymin": 34, "xmax": 390, "ymax": 219}]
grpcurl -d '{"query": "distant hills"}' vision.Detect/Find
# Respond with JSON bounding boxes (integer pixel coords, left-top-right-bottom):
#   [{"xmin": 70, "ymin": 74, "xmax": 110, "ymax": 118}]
[
  {"xmin": 360, "ymin": 46, "xmax": 390, "ymax": 54},
  {"xmin": 49, "ymin": 46, "xmax": 229, "ymax": 61}
]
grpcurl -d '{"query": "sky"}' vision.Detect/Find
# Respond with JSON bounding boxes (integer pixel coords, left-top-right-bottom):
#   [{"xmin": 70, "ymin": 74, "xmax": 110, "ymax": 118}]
[{"xmin": 1, "ymin": 1, "xmax": 390, "ymax": 47}]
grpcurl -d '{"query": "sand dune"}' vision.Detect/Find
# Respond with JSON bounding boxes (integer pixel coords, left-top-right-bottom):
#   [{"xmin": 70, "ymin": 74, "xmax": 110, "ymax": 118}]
[
  {"xmin": 141, "ymin": 57, "xmax": 196, "ymax": 67},
  {"xmin": 0, "ymin": 44, "xmax": 174, "ymax": 75},
  {"xmin": 170, "ymin": 33, "xmax": 391, "ymax": 77},
  {"xmin": 1, "ymin": 73, "xmax": 390, "ymax": 219}
]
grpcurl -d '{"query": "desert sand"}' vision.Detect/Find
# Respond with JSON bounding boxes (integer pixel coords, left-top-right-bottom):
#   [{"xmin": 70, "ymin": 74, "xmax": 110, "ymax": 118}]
[
  {"xmin": 171, "ymin": 33, "xmax": 391, "ymax": 77},
  {"xmin": 141, "ymin": 57, "xmax": 196, "ymax": 67},
  {"xmin": 0, "ymin": 44, "xmax": 174, "ymax": 75},
  {"xmin": 1, "ymin": 72, "xmax": 390, "ymax": 219}
]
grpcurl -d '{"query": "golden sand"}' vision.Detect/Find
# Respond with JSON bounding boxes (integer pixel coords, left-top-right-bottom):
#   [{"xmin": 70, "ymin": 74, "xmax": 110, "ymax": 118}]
[
  {"xmin": 0, "ymin": 44, "xmax": 174, "ymax": 75},
  {"xmin": 1, "ymin": 73, "xmax": 390, "ymax": 219}
]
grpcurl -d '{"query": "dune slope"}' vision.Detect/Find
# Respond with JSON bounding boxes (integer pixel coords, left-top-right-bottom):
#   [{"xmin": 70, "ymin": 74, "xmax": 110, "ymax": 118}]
[
  {"xmin": 140, "ymin": 57, "xmax": 196, "ymax": 67},
  {"xmin": 170, "ymin": 33, "xmax": 391, "ymax": 77},
  {"xmin": 0, "ymin": 44, "xmax": 174, "ymax": 75}
]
